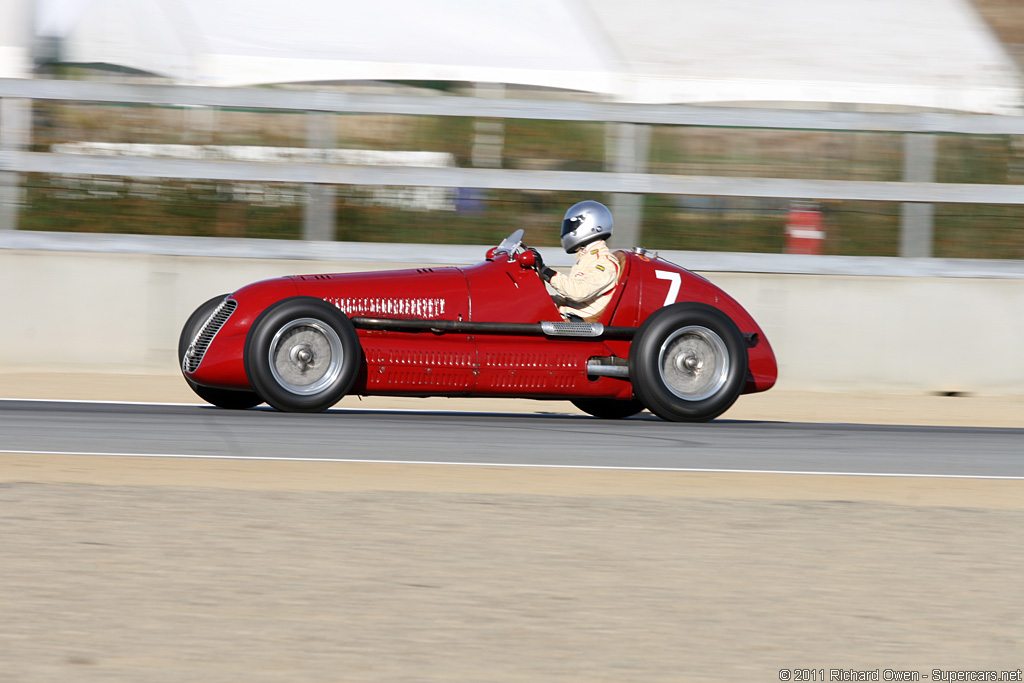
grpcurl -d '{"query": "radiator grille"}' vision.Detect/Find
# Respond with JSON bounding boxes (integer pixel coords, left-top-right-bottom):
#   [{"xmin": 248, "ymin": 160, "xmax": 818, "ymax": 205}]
[{"xmin": 183, "ymin": 299, "xmax": 237, "ymax": 374}]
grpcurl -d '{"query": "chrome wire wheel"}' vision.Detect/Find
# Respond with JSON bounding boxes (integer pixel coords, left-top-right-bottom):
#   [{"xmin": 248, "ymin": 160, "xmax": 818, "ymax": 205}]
[
  {"xmin": 657, "ymin": 325, "xmax": 730, "ymax": 402},
  {"xmin": 246, "ymin": 297, "xmax": 362, "ymax": 413},
  {"xmin": 630, "ymin": 303, "xmax": 748, "ymax": 422},
  {"xmin": 268, "ymin": 317, "xmax": 344, "ymax": 396}
]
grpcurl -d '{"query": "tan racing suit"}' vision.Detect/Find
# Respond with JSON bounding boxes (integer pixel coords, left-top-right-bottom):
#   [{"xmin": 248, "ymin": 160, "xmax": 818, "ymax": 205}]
[{"xmin": 546, "ymin": 240, "xmax": 620, "ymax": 321}]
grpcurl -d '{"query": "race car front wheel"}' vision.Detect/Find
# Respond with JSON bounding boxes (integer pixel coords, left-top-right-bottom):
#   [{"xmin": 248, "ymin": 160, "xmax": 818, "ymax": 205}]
[
  {"xmin": 629, "ymin": 303, "xmax": 748, "ymax": 422},
  {"xmin": 179, "ymin": 294, "xmax": 263, "ymax": 410},
  {"xmin": 244, "ymin": 297, "xmax": 362, "ymax": 413}
]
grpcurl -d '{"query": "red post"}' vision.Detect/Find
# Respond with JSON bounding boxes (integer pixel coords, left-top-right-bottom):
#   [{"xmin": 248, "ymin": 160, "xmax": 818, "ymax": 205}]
[{"xmin": 785, "ymin": 202, "xmax": 825, "ymax": 255}]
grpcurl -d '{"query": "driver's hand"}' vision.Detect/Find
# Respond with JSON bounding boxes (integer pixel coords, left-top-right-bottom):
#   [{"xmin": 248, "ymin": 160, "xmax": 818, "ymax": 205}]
[
  {"xmin": 529, "ymin": 248, "xmax": 557, "ymax": 283},
  {"xmin": 528, "ymin": 247, "xmax": 545, "ymax": 271}
]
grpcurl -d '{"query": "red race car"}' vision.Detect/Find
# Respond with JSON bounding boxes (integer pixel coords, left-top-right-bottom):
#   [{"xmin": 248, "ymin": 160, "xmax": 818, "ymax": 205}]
[{"xmin": 179, "ymin": 230, "xmax": 776, "ymax": 421}]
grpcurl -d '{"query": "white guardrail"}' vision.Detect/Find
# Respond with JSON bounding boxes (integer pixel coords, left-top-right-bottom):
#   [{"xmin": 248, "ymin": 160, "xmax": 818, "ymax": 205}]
[
  {"xmin": 3, "ymin": 78, "xmax": 1024, "ymax": 205},
  {"xmin": 2, "ymin": 232, "xmax": 1023, "ymax": 395},
  {"xmin": 4, "ymin": 230, "xmax": 1024, "ymax": 277}
]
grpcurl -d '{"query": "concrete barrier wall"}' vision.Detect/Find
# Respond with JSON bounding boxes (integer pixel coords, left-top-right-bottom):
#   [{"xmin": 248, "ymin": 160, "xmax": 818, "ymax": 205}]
[
  {"xmin": 712, "ymin": 272, "xmax": 1024, "ymax": 395},
  {"xmin": 3, "ymin": 242, "xmax": 1023, "ymax": 395}
]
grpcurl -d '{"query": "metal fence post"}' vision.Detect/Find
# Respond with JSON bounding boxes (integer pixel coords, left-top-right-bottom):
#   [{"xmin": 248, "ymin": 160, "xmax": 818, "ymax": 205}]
[
  {"xmin": 607, "ymin": 122, "xmax": 651, "ymax": 249},
  {"xmin": 471, "ymin": 83, "xmax": 506, "ymax": 170},
  {"xmin": 302, "ymin": 112, "xmax": 336, "ymax": 241},
  {"xmin": 900, "ymin": 133, "xmax": 937, "ymax": 257},
  {"xmin": 0, "ymin": 97, "xmax": 31, "ymax": 231}
]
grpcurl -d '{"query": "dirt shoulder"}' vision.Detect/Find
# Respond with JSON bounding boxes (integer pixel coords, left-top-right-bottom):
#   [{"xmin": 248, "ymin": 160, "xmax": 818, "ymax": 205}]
[{"xmin": 2, "ymin": 479, "xmax": 1022, "ymax": 682}]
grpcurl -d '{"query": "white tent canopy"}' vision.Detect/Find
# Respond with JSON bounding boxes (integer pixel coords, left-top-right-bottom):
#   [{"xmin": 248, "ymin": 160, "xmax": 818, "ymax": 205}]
[
  {"xmin": 0, "ymin": 0, "xmax": 32, "ymax": 78},
  {"xmin": 32, "ymin": 0, "xmax": 1024, "ymax": 114}
]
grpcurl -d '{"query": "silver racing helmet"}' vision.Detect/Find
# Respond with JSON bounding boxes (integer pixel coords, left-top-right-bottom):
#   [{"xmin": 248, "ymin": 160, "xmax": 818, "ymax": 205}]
[{"xmin": 560, "ymin": 200, "xmax": 613, "ymax": 253}]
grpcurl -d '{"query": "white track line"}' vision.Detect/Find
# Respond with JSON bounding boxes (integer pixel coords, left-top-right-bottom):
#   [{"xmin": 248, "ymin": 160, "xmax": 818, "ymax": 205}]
[
  {"xmin": 0, "ymin": 397, "xmax": 564, "ymax": 415},
  {"xmin": 2, "ymin": 397, "xmax": 203, "ymax": 407},
  {"xmin": 2, "ymin": 449, "xmax": 1022, "ymax": 480}
]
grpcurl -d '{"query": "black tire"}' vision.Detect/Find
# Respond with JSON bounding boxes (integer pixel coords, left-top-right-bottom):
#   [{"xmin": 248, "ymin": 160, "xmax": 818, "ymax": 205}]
[
  {"xmin": 629, "ymin": 303, "xmax": 748, "ymax": 422},
  {"xmin": 244, "ymin": 297, "xmax": 362, "ymax": 413},
  {"xmin": 179, "ymin": 294, "xmax": 263, "ymax": 410},
  {"xmin": 571, "ymin": 398, "xmax": 645, "ymax": 419}
]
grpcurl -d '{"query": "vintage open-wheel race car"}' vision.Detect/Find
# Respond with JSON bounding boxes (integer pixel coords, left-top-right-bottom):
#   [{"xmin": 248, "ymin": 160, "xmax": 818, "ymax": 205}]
[{"xmin": 179, "ymin": 230, "xmax": 776, "ymax": 422}]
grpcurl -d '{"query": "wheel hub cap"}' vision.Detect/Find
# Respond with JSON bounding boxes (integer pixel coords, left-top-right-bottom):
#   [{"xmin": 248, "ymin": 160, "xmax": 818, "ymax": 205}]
[
  {"xmin": 268, "ymin": 318, "xmax": 344, "ymax": 396},
  {"xmin": 290, "ymin": 344, "xmax": 314, "ymax": 367},
  {"xmin": 658, "ymin": 325, "xmax": 730, "ymax": 401},
  {"xmin": 676, "ymin": 354, "xmax": 701, "ymax": 372}
]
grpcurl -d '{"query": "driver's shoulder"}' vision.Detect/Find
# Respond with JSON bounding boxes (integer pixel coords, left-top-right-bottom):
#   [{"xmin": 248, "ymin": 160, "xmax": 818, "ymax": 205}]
[{"xmin": 594, "ymin": 246, "xmax": 619, "ymax": 269}]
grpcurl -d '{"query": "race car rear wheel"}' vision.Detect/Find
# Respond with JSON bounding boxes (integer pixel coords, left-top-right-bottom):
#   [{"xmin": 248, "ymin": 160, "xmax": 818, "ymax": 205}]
[
  {"xmin": 244, "ymin": 297, "xmax": 362, "ymax": 413},
  {"xmin": 571, "ymin": 398, "xmax": 644, "ymax": 419},
  {"xmin": 179, "ymin": 294, "xmax": 263, "ymax": 410},
  {"xmin": 629, "ymin": 303, "xmax": 748, "ymax": 422}
]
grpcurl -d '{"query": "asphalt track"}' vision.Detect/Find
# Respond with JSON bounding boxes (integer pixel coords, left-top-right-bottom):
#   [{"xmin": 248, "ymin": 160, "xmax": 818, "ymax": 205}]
[{"xmin": 2, "ymin": 399, "xmax": 1022, "ymax": 478}]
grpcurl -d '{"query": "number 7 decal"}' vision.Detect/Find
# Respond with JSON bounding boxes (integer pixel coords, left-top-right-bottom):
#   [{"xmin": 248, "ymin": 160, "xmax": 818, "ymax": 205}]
[{"xmin": 655, "ymin": 270, "xmax": 681, "ymax": 306}]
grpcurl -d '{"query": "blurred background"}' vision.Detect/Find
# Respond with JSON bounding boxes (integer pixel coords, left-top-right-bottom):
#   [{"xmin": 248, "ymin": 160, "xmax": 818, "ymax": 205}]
[{"xmin": 1, "ymin": 0, "xmax": 1023, "ymax": 259}]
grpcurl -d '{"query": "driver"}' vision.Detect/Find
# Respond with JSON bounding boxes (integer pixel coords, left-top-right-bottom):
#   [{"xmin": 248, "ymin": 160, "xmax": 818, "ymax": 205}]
[{"xmin": 534, "ymin": 200, "xmax": 620, "ymax": 322}]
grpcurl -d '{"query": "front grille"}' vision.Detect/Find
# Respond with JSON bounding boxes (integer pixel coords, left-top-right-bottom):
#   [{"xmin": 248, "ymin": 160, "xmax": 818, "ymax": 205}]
[{"xmin": 183, "ymin": 299, "xmax": 237, "ymax": 374}]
